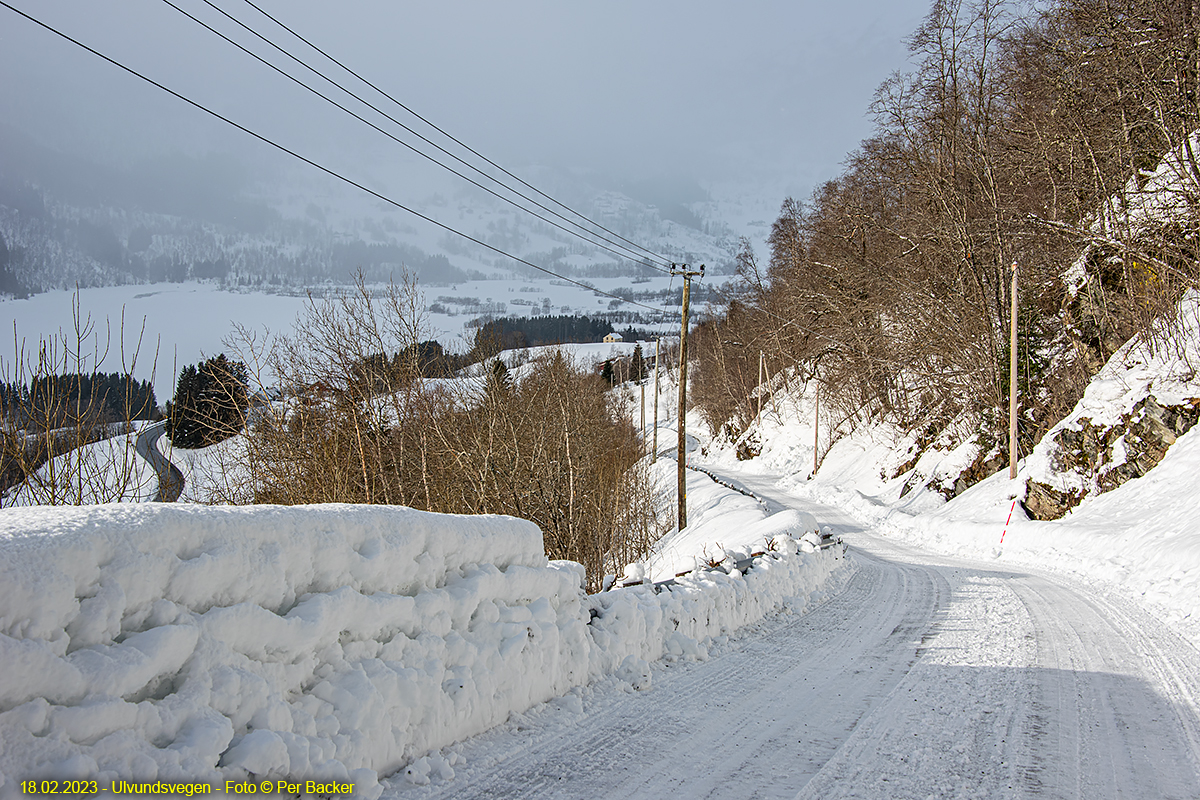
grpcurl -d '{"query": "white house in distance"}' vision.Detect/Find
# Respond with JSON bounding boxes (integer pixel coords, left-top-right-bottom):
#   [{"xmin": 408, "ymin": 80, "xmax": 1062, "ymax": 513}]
[{"xmin": 603, "ymin": 332, "xmax": 623, "ymax": 344}]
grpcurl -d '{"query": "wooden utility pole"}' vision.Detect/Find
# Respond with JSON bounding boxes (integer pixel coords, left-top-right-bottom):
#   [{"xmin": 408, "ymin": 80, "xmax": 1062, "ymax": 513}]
[
  {"xmin": 640, "ymin": 373, "xmax": 645, "ymax": 452},
  {"xmin": 758, "ymin": 351, "xmax": 764, "ymax": 420},
  {"xmin": 652, "ymin": 337, "xmax": 660, "ymax": 464},
  {"xmin": 813, "ymin": 382, "xmax": 820, "ymax": 477},
  {"xmin": 1009, "ymin": 261, "xmax": 1019, "ymax": 480},
  {"xmin": 673, "ymin": 263, "xmax": 704, "ymax": 530}
]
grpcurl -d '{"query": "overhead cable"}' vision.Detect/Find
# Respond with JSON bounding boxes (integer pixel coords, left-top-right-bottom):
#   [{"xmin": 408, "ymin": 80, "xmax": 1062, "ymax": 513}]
[
  {"xmin": 0, "ymin": 0, "xmax": 679, "ymax": 325},
  {"xmin": 236, "ymin": 0, "xmax": 674, "ymax": 269},
  {"xmin": 156, "ymin": 0, "xmax": 672, "ymax": 274}
]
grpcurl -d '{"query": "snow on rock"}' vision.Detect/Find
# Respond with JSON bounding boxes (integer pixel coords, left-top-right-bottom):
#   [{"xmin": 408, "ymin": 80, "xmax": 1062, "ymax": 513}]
[
  {"xmin": 0, "ymin": 494, "xmax": 850, "ymax": 794},
  {"xmin": 1021, "ymin": 289, "xmax": 1200, "ymax": 518}
]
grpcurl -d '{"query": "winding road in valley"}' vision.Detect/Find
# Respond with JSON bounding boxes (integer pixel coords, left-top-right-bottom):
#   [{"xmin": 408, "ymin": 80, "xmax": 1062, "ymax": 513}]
[
  {"xmin": 135, "ymin": 420, "xmax": 184, "ymax": 502},
  {"xmin": 393, "ymin": 466, "xmax": 1200, "ymax": 800}
]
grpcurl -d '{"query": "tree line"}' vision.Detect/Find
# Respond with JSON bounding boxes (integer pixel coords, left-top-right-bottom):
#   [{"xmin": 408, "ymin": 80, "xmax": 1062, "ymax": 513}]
[
  {"xmin": 693, "ymin": 0, "xmax": 1200, "ymax": 486},
  {"xmin": 1, "ymin": 372, "xmax": 158, "ymax": 430},
  {"xmin": 468, "ymin": 315, "xmax": 616, "ymax": 353}
]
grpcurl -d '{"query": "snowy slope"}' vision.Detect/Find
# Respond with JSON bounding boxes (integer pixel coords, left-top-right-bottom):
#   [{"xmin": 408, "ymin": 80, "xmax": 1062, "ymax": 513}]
[
  {"xmin": 698, "ymin": 294, "xmax": 1200, "ymax": 644},
  {"xmin": 3, "ymin": 423, "xmax": 157, "ymax": 506}
]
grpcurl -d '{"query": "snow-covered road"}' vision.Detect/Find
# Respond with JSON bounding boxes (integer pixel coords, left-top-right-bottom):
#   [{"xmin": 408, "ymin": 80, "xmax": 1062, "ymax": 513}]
[
  {"xmin": 390, "ymin": 469, "xmax": 1200, "ymax": 800},
  {"xmin": 134, "ymin": 420, "xmax": 184, "ymax": 502}
]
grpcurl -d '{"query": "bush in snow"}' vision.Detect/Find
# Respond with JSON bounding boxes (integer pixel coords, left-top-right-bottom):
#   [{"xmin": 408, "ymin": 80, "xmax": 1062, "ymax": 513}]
[{"xmin": 231, "ymin": 278, "xmax": 662, "ymax": 589}]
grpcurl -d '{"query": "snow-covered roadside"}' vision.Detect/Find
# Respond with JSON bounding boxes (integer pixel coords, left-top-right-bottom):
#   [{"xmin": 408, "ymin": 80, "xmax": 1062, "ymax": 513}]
[
  {"xmin": 697, "ymin": 296, "xmax": 1200, "ymax": 646},
  {"xmin": 0, "ymin": 504, "xmax": 566, "ymax": 798},
  {"xmin": 706, "ymin": 414, "xmax": 1200, "ymax": 646},
  {"xmin": 639, "ymin": 458, "xmax": 822, "ymax": 582},
  {"xmin": 0, "ymin": 483, "xmax": 850, "ymax": 796}
]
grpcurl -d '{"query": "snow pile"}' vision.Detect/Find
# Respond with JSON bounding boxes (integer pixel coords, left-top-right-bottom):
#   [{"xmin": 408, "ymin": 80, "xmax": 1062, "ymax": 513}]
[
  {"xmin": 643, "ymin": 458, "xmax": 822, "ymax": 581},
  {"xmin": 0, "ymin": 493, "xmax": 851, "ymax": 794},
  {"xmin": 0, "ymin": 504, "xmax": 579, "ymax": 798},
  {"xmin": 587, "ymin": 544, "xmax": 847, "ymax": 681},
  {"xmin": 584, "ymin": 457, "xmax": 850, "ymax": 685}
]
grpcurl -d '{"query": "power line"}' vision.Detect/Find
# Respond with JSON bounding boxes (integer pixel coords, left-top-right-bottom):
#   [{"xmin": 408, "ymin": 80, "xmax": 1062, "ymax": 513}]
[
  {"xmin": 156, "ymin": 0, "xmax": 673, "ymax": 274},
  {"xmin": 0, "ymin": 0, "xmax": 679, "ymax": 325},
  {"xmin": 236, "ymin": 0, "xmax": 673, "ymax": 270}
]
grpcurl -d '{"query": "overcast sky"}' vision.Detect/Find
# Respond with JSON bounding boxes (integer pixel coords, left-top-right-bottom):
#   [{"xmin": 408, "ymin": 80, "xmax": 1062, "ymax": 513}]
[{"xmin": 1, "ymin": 0, "xmax": 931, "ymax": 204}]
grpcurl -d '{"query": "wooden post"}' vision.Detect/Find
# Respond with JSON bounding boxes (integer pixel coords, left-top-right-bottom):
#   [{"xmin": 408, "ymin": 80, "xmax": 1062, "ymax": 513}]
[
  {"xmin": 672, "ymin": 264, "xmax": 703, "ymax": 530},
  {"xmin": 640, "ymin": 374, "xmax": 645, "ymax": 453},
  {"xmin": 652, "ymin": 337, "xmax": 660, "ymax": 464},
  {"xmin": 677, "ymin": 275, "xmax": 691, "ymax": 530},
  {"xmin": 758, "ymin": 351, "xmax": 764, "ymax": 420},
  {"xmin": 813, "ymin": 382, "xmax": 820, "ymax": 477},
  {"xmin": 1009, "ymin": 261, "xmax": 1019, "ymax": 480}
]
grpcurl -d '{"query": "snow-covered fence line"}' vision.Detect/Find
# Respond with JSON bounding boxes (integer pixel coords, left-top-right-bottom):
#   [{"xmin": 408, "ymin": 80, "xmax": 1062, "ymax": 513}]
[{"xmin": 0, "ymin": 502, "xmax": 849, "ymax": 797}]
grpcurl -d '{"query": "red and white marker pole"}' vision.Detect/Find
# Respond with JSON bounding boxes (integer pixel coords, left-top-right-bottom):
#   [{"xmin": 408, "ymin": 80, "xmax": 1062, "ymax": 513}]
[{"xmin": 999, "ymin": 498, "xmax": 1017, "ymax": 545}]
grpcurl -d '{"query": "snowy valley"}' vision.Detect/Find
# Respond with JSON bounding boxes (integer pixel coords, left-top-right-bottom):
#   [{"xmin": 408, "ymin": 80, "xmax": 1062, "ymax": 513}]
[{"xmin": 5, "ymin": 0, "xmax": 1200, "ymax": 795}]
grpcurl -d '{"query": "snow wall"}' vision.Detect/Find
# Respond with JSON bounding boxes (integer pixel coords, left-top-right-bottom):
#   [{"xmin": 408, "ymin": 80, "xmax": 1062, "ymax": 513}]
[{"xmin": 0, "ymin": 503, "xmax": 848, "ymax": 797}]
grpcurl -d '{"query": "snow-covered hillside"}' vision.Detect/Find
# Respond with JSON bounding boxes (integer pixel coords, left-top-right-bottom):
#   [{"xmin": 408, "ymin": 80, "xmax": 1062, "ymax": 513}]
[
  {"xmin": 0, "ymin": 143, "xmax": 742, "ymax": 298},
  {"xmin": 699, "ymin": 293, "xmax": 1200, "ymax": 645}
]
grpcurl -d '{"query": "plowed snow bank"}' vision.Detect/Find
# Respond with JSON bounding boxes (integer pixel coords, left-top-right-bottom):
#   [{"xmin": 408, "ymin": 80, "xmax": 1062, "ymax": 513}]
[{"xmin": 0, "ymin": 501, "xmax": 848, "ymax": 796}]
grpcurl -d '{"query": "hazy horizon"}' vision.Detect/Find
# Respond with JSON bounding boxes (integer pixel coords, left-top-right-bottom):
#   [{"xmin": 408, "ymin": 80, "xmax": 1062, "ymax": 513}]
[{"xmin": 1, "ymin": 0, "xmax": 930, "ymax": 209}]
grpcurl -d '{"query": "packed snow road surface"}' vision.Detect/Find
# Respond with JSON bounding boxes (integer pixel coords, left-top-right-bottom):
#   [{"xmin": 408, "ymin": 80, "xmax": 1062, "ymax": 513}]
[{"xmin": 393, "ymin": 471, "xmax": 1200, "ymax": 800}]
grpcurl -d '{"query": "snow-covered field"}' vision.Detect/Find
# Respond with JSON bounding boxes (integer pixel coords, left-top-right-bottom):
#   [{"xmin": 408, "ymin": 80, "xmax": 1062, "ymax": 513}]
[{"xmin": 0, "ymin": 279, "xmax": 679, "ymax": 404}]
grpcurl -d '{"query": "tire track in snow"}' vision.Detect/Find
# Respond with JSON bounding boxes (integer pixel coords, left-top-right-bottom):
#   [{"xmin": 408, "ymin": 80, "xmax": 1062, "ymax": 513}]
[
  {"xmin": 782, "ymin": 493, "xmax": 1200, "ymax": 799},
  {"xmin": 393, "ymin": 545, "xmax": 946, "ymax": 800},
  {"xmin": 386, "ymin": 467, "xmax": 1200, "ymax": 799},
  {"xmin": 1009, "ymin": 575, "xmax": 1200, "ymax": 798}
]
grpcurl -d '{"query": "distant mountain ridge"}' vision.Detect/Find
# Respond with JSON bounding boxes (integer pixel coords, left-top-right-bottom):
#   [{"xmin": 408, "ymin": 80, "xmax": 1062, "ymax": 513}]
[{"xmin": 0, "ymin": 122, "xmax": 742, "ymax": 297}]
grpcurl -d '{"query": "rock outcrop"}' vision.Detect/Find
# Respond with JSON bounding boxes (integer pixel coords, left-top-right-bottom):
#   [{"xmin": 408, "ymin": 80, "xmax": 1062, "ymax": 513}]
[{"xmin": 1024, "ymin": 396, "xmax": 1200, "ymax": 520}]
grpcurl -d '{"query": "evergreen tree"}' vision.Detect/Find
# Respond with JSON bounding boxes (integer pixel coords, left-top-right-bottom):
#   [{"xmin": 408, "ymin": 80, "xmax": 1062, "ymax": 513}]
[
  {"xmin": 600, "ymin": 359, "xmax": 615, "ymax": 386},
  {"xmin": 166, "ymin": 354, "xmax": 247, "ymax": 448},
  {"xmin": 488, "ymin": 359, "xmax": 512, "ymax": 393},
  {"xmin": 0, "ymin": 232, "xmax": 28, "ymax": 299}
]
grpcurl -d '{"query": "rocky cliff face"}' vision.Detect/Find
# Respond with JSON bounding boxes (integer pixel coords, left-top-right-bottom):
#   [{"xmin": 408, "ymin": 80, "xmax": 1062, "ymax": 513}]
[
  {"xmin": 1019, "ymin": 289, "xmax": 1200, "ymax": 520},
  {"xmin": 1025, "ymin": 396, "xmax": 1200, "ymax": 520}
]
